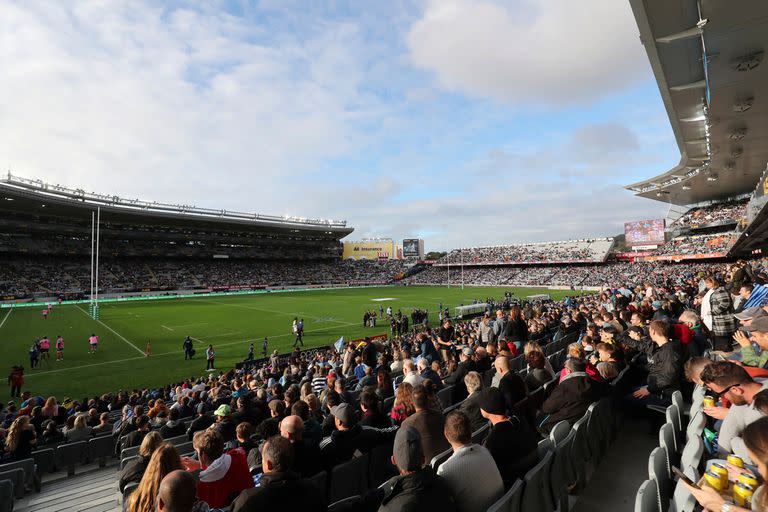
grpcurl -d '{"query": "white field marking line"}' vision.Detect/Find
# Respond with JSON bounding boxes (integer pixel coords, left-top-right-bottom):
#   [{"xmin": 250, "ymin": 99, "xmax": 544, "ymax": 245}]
[
  {"xmin": 25, "ymin": 319, "xmax": 364, "ymax": 378},
  {"xmin": 75, "ymin": 305, "xmax": 146, "ymax": 356},
  {"xmin": 167, "ymin": 322, "xmax": 209, "ymax": 329},
  {"xmin": 161, "ymin": 325, "xmax": 175, "ymax": 332},
  {"xmin": 0, "ymin": 308, "xmax": 12, "ymax": 329},
  {"xmin": 199, "ymin": 299, "xmax": 349, "ymax": 325}
]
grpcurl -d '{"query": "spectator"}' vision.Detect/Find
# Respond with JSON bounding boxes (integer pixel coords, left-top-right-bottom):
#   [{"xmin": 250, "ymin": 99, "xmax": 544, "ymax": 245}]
[
  {"xmin": 479, "ymin": 387, "xmax": 538, "ymax": 487},
  {"xmin": 402, "ymin": 360, "xmax": 424, "ymax": 387},
  {"xmin": 401, "ymin": 385, "xmax": 450, "ymax": 463},
  {"xmin": 701, "ymin": 276, "xmax": 737, "ymax": 351},
  {"xmin": 123, "ymin": 415, "xmax": 152, "ymax": 450},
  {"xmin": 119, "ymin": 431, "xmax": 163, "ymax": 492},
  {"xmin": 64, "ymin": 414, "xmax": 92, "ymax": 442},
  {"xmin": 539, "ymin": 359, "xmax": 598, "ymax": 434},
  {"xmin": 628, "ymin": 320, "xmax": 684, "ymax": 409},
  {"xmin": 279, "ymin": 415, "xmax": 322, "ymax": 478},
  {"xmin": 376, "ymin": 369, "xmax": 394, "ymax": 400},
  {"xmin": 360, "ymin": 389, "xmax": 391, "ymax": 429},
  {"xmin": 319, "ymin": 402, "xmax": 396, "ymax": 468},
  {"xmin": 187, "ymin": 403, "xmax": 214, "ymax": 440},
  {"xmin": 193, "ymin": 429, "xmax": 253, "ymax": 508},
  {"xmin": 212, "ymin": 404, "xmax": 237, "ymax": 442},
  {"xmin": 159, "ymin": 408, "xmax": 186, "ymax": 439},
  {"xmin": 418, "ymin": 359, "xmax": 443, "ymax": 390},
  {"xmin": 524, "ymin": 351, "xmax": 553, "ymax": 390},
  {"xmin": 156, "ymin": 470, "xmax": 200, "ymax": 512},
  {"xmin": 458, "ymin": 371, "xmax": 487, "ymax": 432},
  {"xmin": 126, "ymin": 444, "xmax": 183, "ymax": 512},
  {"xmin": 92, "ymin": 413, "xmax": 112, "ymax": 435},
  {"xmin": 378, "ymin": 426, "xmax": 458, "ymax": 512},
  {"xmin": 700, "ymin": 361, "xmax": 768, "ymax": 462},
  {"xmin": 390, "ymin": 383, "xmax": 415, "ymax": 425},
  {"xmin": 443, "ymin": 347, "xmax": 477, "ymax": 403},
  {"xmin": 436, "ymin": 411, "xmax": 503, "ymax": 512},
  {"xmin": 733, "ymin": 316, "xmax": 768, "ymax": 368},
  {"xmin": 494, "ymin": 356, "xmax": 527, "ymax": 413},
  {"xmin": 5, "ymin": 415, "xmax": 36, "ymax": 461},
  {"xmin": 231, "ymin": 436, "xmax": 325, "ymax": 512}
]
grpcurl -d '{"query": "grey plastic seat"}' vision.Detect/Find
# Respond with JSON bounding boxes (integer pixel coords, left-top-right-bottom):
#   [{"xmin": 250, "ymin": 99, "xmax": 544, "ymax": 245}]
[
  {"xmin": 175, "ymin": 441, "xmax": 194, "ymax": 456},
  {"xmin": 32, "ymin": 448, "xmax": 56, "ymax": 474},
  {"xmin": 569, "ymin": 412, "xmax": 592, "ymax": 482},
  {"xmin": 658, "ymin": 423, "xmax": 678, "ymax": 471},
  {"xmin": 635, "ymin": 479, "xmax": 659, "ymax": 512},
  {"xmin": 56, "ymin": 440, "xmax": 88, "ymax": 476},
  {"xmin": 437, "ymin": 385, "xmax": 454, "ymax": 409},
  {"xmin": 670, "ymin": 465, "xmax": 698, "ymax": 512},
  {"xmin": 665, "ymin": 404, "xmax": 683, "ymax": 450},
  {"xmin": 308, "ymin": 470, "xmax": 328, "ymax": 503},
  {"xmin": 549, "ymin": 420, "xmax": 571, "ymax": 446},
  {"xmin": 120, "ymin": 455, "xmax": 138, "ymax": 470},
  {"xmin": 0, "ymin": 468, "xmax": 25, "ymax": 499},
  {"xmin": 537, "ymin": 438, "xmax": 553, "ymax": 460},
  {"xmin": 680, "ymin": 437, "xmax": 704, "ymax": 471},
  {"xmin": 88, "ymin": 435, "xmax": 114, "ymax": 467},
  {"xmin": 550, "ymin": 430, "xmax": 576, "ymax": 512},
  {"xmin": 472, "ymin": 423, "xmax": 491, "ymax": 444},
  {"xmin": 329, "ymin": 453, "xmax": 369, "ymax": 504},
  {"xmin": 328, "ymin": 495, "xmax": 362, "ymax": 512},
  {"xmin": 488, "ymin": 478, "xmax": 524, "ymax": 512},
  {"xmin": 431, "ymin": 447, "xmax": 453, "ymax": 470},
  {"xmin": 0, "ymin": 479, "xmax": 13, "ymax": 512},
  {"xmin": 166, "ymin": 434, "xmax": 188, "ymax": 446},
  {"xmin": 648, "ymin": 447, "xmax": 671, "ymax": 512},
  {"xmin": 520, "ymin": 451, "xmax": 554, "ymax": 512},
  {"xmin": 586, "ymin": 401, "xmax": 608, "ymax": 463},
  {"xmin": 0, "ymin": 458, "xmax": 37, "ymax": 493},
  {"xmin": 685, "ymin": 411, "xmax": 705, "ymax": 443},
  {"xmin": 120, "ymin": 445, "xmax": 140, "ymax": 461}
]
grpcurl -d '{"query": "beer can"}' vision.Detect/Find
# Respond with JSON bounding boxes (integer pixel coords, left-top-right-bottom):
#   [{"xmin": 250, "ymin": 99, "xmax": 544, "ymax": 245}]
[
  {"xmin": 704, "ymin": 470, "xmax": 726, "ymax": 491},
  {"xmin": 738, "ymin": 472, "xmax": 759, "ymax": 489},
  {"xmin": 703, "ymin": 396, "xmax": 716, "ymax": 408},
  {"xmin": 733, "ymin": 482, "xmax": 754, "ymax": 507},
  {"xmin": 727, "ymin": 455, "xmax": 744, "ymax": 468},
  {"xmin": 710, "ymin": 462, "xmax": 729, "ymax": 481}
]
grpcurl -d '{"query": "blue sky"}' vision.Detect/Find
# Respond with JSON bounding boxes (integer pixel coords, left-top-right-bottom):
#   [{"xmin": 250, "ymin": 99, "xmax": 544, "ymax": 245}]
[{"xmin": 0, "ymin": 0, "xmax": 681, "ymax": 250}]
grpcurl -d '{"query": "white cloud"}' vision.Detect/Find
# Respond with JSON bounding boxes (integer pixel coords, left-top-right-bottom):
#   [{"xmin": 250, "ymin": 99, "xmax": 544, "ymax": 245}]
[{"xmin": 407, "ymin": 0, "xmax": 648, "ymax": 104}]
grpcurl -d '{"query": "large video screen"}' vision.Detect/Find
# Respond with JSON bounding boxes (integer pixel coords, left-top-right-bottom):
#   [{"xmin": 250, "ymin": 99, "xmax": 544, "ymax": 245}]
[
  {"xmin": 625, "ymin": 219, "xmax": 665, "ymax": 246},
  {"xmin": 402, "ymin": 239, "xmax": 422, "ymax": 258}
]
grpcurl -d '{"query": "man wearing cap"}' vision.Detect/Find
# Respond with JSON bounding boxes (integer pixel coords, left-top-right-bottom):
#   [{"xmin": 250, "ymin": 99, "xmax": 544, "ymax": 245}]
[
  {"xmin": 733, "ymin": 315, "xmax": 768, "ymax": 368},
  {"xmin": 212, "ymin": 404, "xmax": 236, "ymax": 442},
  {"xmin": 378, "ymin": 426, "xmax": 458, "ymax": 512},
  {"xmin": 319, "ymin": 402, "xmax": 396, "ymax": 468},
  {"xmin": 401, "ymin": 385, "xmax": 450, "ymax": 463},
  {"xmin": 478, "ymin": 387, "xmax": 538, "ymax": 487},
  {"xmin": 187, "ymin": 403, "xmax": 214, "ymax": 441},
  {"xmin": 443, "ymin": 346, "xmax": 478, "ymax": 403}
]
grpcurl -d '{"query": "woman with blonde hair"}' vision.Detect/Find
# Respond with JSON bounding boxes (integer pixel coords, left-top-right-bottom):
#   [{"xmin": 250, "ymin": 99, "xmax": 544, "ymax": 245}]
[
  {"xmin": 65, "ymin": 414, "xmax": 92, "ymax": 442},
  {"xmin": 126, "ymin": 443, "xmax": 182, "ymax": 512},
  {"xmin": 41, "ymin": 397, "xmax": 61, "ymax": 423},
  {"xmin": 6, "ymin": 415, "xmax": 36, "ymax": 461},
  {"xmin": 119, "ymin": 431, "xmax": 163, "ymax": 492},
  {"xmin": 524, "ymin": 341, "xmax": 554, "ymax": 374}
]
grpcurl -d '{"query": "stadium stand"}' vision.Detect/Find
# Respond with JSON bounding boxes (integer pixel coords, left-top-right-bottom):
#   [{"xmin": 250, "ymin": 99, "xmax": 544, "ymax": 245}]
[
  {"xmin": 435, "ymin": 238, "xmax": 615, "ymax": 265},
  {"xmin": 670, "ymin": 199, "xmax": 749, "ymax": 229}
]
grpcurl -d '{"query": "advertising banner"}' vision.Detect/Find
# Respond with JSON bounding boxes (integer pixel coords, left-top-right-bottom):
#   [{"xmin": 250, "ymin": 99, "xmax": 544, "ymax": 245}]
[{"xmin": 342, "ymin": 240, "xmax": 394, "ymax": 260}]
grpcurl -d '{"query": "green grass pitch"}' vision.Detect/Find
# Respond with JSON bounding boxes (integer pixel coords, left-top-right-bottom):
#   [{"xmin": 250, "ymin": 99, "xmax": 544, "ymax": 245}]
[{"xmin": 1, "ymin": 286, "xmax": 579, "ymax": 400}]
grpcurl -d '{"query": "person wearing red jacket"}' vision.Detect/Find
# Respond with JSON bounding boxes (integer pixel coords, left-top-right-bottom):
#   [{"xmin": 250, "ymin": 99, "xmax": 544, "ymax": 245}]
[
  {"xmin": 8, "ymin": 365, "xmax": 24, "ymax": 398},
  {"xmin": 192, "ymin": 429, "xmax": 253, "ymax": 508}
]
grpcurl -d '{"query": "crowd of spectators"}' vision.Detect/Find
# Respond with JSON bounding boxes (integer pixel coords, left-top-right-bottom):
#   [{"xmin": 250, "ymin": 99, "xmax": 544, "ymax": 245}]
[
  {"xmin": 436, "ymin": 238, "xmax": 614, "ymax": 265},
  {"xmin": 0, "ymin": 258, "xmax": 406, "ymax": 299},
  {"xmin": 4, "ymin": 256, "xmax": 768, "ymax": 510},
  {"xmin": 671, "ymin": 199, "xmax": 749, "ymax": 229}
]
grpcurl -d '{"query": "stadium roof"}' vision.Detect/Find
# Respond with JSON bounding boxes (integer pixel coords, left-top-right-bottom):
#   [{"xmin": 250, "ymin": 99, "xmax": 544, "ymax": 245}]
[
  {"xmin": 625, "ymin": 0, "xmax": 768, "ymax": 206},
  {"xmin": 0, "ymin": 173, "xmax": 354, "ymax": 238}
]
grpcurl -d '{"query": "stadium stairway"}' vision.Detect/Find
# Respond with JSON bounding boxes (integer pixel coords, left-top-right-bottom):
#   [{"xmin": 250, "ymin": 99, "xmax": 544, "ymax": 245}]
[{"xmin": 13, "ymin": 461, "xmax": 121, "ymax": 512}]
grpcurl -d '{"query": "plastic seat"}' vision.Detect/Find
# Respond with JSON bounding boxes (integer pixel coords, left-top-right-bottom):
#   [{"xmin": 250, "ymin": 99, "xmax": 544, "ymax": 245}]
[
  {"xmin": 328, "ymin": 495, "xmax": 361, "ymax": 512},
  {"xmin": 0, "ymin": 479, "xmax": 13, "ymax": 512},
  {"xmin": 471, "ymin": 423, "xmax": 491, "ymax": 444},
  {"xmin": 520, "ymin": 451, "xmax": 554, "ymax": 512},
  {"xmin": 166, "ymin": 434, "xmax": 188, "ymax": 446},
  {"xmin": 537, "ymin": 438, "xmax": 553, "ymax": 460},
  {"xmin": 685, "ymin": 411, "xmax": 705, "ymax": 443},
  {"xmin": 329, "ymin": 453, "xmax": 369, "ymax": 504},
  {"xmin": 586, "ymin": 401, "xmax": 607, "ymax": 463},
  {"xmin": 308, "ymin": 470, "xmax": 328, "ymax": 503},
  {"xmin": 549, "ymin": 421, "xmax": 571, "ymax": 446},
  {"xmin": 635, "ymin": 479, "xmax": 658, "ymax": 512},
  {"xmin": 175, "ymin": 441, "xmax": 194, "ymax": 456},
  {"xmin": 0, "ymin": 468, "xmax": 25, "ymax": 499},
  {"xmin": 648, "ymin": 447, "xmax": 671, "ymax": 512},
  {"xmin": 31, "ymin": 448, "xmax": 56, "ymax": 475},
  {"xmin": 670, "ymin": 465, "xmax": 698, "ymax": 512},
  {"xmin": 658, "ymin": 423, "xmax": 678, "ymax": 472},
  {"xmin": 569, "ymin": 412, "xmax": 592, "ymax": 482},
  {"xmin": 430, "ymin": 447, "xmax": 453, "ymax": 470},
  {"xmin": 437, "ymin": 385, "xmax": 454, "ymax": 409},
  {"xmin": 88, "ymin": 435, "xmax": 114, "ymax": 467},
  {"xmin": 368, "ymin": 441, "xmax": 397, "ymax": 488},
  {"xmin": 529, "ymin": 387, "xmax": 545, "ymax": 409},
  {"xmin": 120, "ymin": 445, "xmax": 140, "ymax": 461},
  {"xmin": 550, "ymin": 430, "xmax": 576, "ymax": 511},
  {"xmin": 56, "ymin": 441, "xmax": 88, "ymax": 476},
  {"xmin": 488, "ymin": 478, "xmax": 524, "ymax": 512},
  {"xmin": 0, "ymin": 458, "xmax": 37, "ymax": 493},
  {"xmin": 680, "ymin": 437, "xmax": 704, "ymax": 472},
  {"xmin": 120, "ymin": 455, "xmax": 138, "ymax": 471}
]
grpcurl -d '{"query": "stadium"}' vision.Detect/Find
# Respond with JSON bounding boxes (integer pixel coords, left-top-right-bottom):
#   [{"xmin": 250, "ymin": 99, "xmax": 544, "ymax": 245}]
[{"xmin": 2, "ymin": 1, "xmax": 768, "ymax": 512}]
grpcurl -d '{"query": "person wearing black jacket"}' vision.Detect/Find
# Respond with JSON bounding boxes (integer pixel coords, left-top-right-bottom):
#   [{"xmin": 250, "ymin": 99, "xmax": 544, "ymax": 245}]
[
  {"xmin": 504, "ymin": 306, "xmax": 528, "ymax": 349},
  {"xmin": 186, "ymin": 404, "xmax": 214, "ymax": 440},
  {"xmin": 538, "ymin": 359, "xmax": 599, "ymax": 434},
  {"xmin": 319, "ymin": 403, "xmax": 397, "ymax": 468},
  {"xmin": 159, "ymin": 408, "xmax": 186, "ymax": 439},
  {"xmin": 494, "ymin": 356, "xmax": 527, "ymax": 413},
  {"xmin": 443, "ymin": 347, "xmax": 478, "ymax": 403},
  {"xmin": 118, "ymin": 431, "xmax": 163, "ymax": 492},
  {"xmin": 625, "ymin": 320, "xmax": 684, "ymax": 411}
]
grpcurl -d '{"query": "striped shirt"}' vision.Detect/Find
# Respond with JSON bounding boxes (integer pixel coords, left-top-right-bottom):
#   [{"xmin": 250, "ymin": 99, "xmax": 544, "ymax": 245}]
[
  {"xmin": 744, "ymin": 283, "xmax": 768, "ymax": 308},
  {"xmin": 312, "ymin": 377, "xmax": 327, "ymax": 395}
]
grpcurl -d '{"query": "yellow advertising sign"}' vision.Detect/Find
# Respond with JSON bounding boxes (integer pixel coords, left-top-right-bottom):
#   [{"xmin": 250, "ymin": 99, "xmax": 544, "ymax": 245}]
[{"xmin": 342, "ymin": 241, "xmax": 394, "ymax": 260}]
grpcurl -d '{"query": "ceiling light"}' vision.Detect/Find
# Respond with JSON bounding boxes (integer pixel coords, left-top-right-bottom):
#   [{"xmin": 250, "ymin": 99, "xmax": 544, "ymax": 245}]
[
  {"xmin": 682, "ymin": 185, "xmax": 691, "ymax": 190},
  {"xmin": 706, "ymin": 174, "xmax": 718, "ymax": 182},
  {"xmin": 732, "ymin": 50, "xmax": 764, "ymax": 72},
  {"xmin": 730, "ymin": 127, "xmax": 748, "ymax": 140},
  {"xmin": 734, "ymin": 98, "xmax": 754, "ymax": 112}
]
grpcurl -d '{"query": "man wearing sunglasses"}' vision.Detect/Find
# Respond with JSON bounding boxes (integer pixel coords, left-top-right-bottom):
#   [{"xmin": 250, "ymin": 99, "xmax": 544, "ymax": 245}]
[{"xmin": 700, "ymin": 361, "xmax": 768, "ymax": 462}]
